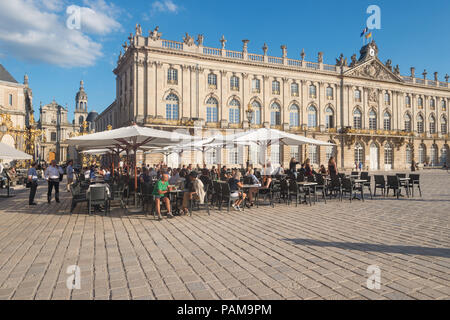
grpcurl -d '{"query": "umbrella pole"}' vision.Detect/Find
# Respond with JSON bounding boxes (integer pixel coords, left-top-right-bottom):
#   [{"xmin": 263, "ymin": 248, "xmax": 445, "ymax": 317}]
[{"xmin": 134, "ymin": 147, "xmax": 138, "ymax": 208}]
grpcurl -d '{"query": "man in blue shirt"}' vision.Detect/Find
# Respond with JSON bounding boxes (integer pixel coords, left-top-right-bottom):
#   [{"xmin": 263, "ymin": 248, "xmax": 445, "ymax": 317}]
[{"xmin": 28, "ymin": 162, "xmax": 38, "ymax": 206}]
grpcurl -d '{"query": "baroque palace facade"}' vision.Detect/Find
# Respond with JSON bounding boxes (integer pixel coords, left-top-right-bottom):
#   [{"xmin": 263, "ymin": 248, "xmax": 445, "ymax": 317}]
[
  {"xmin": 0, "ymin": 64, "xmax": 34, "ymax": 154},
  {"xmin": 96, "ymin": 26, "xmax": 450, "ymax": 170}
]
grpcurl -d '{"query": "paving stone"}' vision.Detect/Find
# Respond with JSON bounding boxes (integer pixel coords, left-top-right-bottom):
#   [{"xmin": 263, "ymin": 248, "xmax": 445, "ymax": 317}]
[{"xmin": 0, "ymin": 173, "xmax": 448, "ymax": 300}]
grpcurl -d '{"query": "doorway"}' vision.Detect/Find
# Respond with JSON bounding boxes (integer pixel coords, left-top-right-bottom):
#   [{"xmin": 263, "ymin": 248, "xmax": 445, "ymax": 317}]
[{"xmin": 370, "ymin": 143, "xmax": 379, "ymax": 171}]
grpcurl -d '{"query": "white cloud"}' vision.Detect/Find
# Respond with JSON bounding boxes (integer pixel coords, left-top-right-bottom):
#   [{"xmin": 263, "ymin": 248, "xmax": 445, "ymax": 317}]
[
  {"xmin": 151, "ymin": 0, "xmax": 179, "ymax": 14},
  {"xmin": 80, "ymin": 0, "xmax": 122, "ymax": 35},
  {"xmin": 0, "ymin": 0, "xmax": 121, "ymax": 68}
]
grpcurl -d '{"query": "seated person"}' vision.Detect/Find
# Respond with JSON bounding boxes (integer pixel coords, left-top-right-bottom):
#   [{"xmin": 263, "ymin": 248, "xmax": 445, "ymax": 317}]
[
  {"xmin": 199, "ymin": 169, "xmax": 211, "ymax": 190},
  {"xmin": 152, "ymin": 173, "xmax": 173, "ymax": 220},
  {"xmin": 182, "ymin": 171, "xmax": 205, "ymax": 215},
  {"xmin": 169, "ymin": 168, "xmax": 181, "ymax": 185},
  {"xmin": 228, "ymin": 171, "xmax": 246, "ymax": 211},
  {"xmin": 140, "ymin": 167, "xmax": 151, "ymax": 184},
  {"xmin": 259, "ymin": 175, "xmax": 272, "ymax": 195},
  {"xmin": 246, "ymin": 169, "xmax": 260, "ymax": 206}
]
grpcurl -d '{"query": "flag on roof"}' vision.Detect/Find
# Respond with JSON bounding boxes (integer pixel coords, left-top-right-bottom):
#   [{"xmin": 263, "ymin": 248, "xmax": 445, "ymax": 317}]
[{"xmin": 360, "ymin": 27, "xmax": 369, "ymax": 37}]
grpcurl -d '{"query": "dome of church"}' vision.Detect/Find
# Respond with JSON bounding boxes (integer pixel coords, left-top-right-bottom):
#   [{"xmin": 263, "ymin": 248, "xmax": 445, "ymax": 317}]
[{"xmin": 86, "ymin": 111, "xmax": 98, "ymax": 123}]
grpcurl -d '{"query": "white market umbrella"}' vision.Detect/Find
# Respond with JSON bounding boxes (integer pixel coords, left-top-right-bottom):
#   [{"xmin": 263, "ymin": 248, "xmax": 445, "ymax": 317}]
[
  {"xmin": 68, "ymin": 125, "xmax": 193, "ymax": 206},
  {"xmin": 0, "ymin": 142, "xmax": 32, "ymax": 161},
  {"xmin": 234, "ymin": 128, "xmax": 335, "ymax": 172}
]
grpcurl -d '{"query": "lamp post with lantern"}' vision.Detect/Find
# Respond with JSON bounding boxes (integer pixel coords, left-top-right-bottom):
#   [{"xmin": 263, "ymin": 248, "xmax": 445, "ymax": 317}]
[{"xmin": 245, "ymin": 103, "xmax": 254, "ymax": 170}]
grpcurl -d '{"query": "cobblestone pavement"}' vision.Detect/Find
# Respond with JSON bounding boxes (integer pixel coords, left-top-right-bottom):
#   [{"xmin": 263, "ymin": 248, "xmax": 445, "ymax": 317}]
[{"xmin": 0, "ymin": 171, "xmax": 449, "ymax": 300}]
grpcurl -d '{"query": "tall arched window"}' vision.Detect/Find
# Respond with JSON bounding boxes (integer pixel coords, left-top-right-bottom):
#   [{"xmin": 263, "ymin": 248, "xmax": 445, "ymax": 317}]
[
  {"xmin": 289, "ymin": 104, "xmax": 300, "ymax": 127},
  {"xmin": 79, "ymin": 116, "xmax": 84, "ymax": 124},
  {"xmin": 355, "ymin": 90, "xmax": 361, "ymax": 102},
  {"xmin": 417, "ymin": 115, "xmax": 424, "ymax": 133},
  {"xmin": 230, "ymin": 76, "xmax": 239, "ymax": 91},
  {"xmin": 252, "ymin": 78, "xmax": 260, "ymax": 93},
  {"xmin": 417, "ymin": 97, "xmax": 423, "ymax": 108},
  {"xmin": 405, "ymin": 95, "xmax": 411, "ymax": 107},
  {"xmin": 404, "ymin": 114, "xmax": 412, "ymax": 132},
  {"xmin": 441, "ymin": 116, "xmax": 448, "ymax": 134},
  {"xmin": 405, "ymin": 145, "xmax": 413, "ymax": 166},
  {"xmin": 291, "ymin": 83, "xmax": 299, "ymax": 96},
  {"xmin": 384, "ymin": 143, "xmax": 393, "ymax": 168},
  {"xmin": 369, "ymin": 110, "xmax": 377, "ymax": 130},
  {"xmin": 206, "ymin": 97, "xmax": 218, "ymax": 123},
  {"xmin": 308, "ymin": 145, "xmax": 319, "ymax": 165},
  {"xmin": 429, "ymin": 115, "xmax": 436, "ymax": 134},
  {"xmin": 325, "ymin": 106, "xmax": 334, "ymax": 129},
  {"xmin": 430, "ymin": 98, "xmax": 435, "ymax": 109},
  {"xmin": 168, "ymin": 68, "xmax": 178, "ymax": 84},
  {"xmin": 205, "ymin": 149, "xmax": 217, "ymax": 165},
  {"xmin": 431, "ymin": 144, "xmax": 438, "ymax": 166},
  {"xmin": 418, "ymin": 144, "xmax": 426, "ymax": 164},
  {"xmin": 272, "ymin": 80, "xmax": 280, "ymax": 94},
  {"xmin": 251, "ymin": 101, "xmax": 262, "ymax": 125},
  {"xmin": 383, "ymin": 112, "xmax": 391, "ymax": 131},
  {"xmin": 229, "ymin": 99, "xmax": 240, "ymax": 124},
  {"xmin": 354, "ymin": 143, "xmax": 364, "ymax": 165},
  {"xmin": 442, "ymin": 100, "xmax": 447, "ymax": 111},
  {"xmin": 309, "ymin": 85, "xmax": 317, "ymax": 98},
  {"xmin": 208, "ymin": 73, "xmax": 217, "ymax": 88},
  {"xmin": 385, "ymin": 93, "xmax": 391, "ymax": 105},
  {"xmin": 308, "ymin": 105, "xmax": 317, "ymax": 128},
  {"xmin": 270, "ymin": 103, "xmax": 281, "ymax": 126},
  {"xmin": 166, "ymin": 93, "xmax": 179, "ymax": 120},
  {"xmin": 353, "ymin": 108, "xmax": 362, "ymax": 129},
  {"xmin": 326, "ymin": 87, "xmax": 333, "ymax": 99}
]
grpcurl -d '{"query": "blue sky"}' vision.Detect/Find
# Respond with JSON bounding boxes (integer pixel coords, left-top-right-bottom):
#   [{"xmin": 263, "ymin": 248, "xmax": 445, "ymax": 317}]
[{"xmin": 1, "ymin": 0, "xmax": 449, "ymax": 123}]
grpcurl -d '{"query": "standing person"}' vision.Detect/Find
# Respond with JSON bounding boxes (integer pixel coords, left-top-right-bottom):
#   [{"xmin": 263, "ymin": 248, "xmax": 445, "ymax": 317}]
[
  {"xmin": 27, "ymin": 162, "xmax": 39, "ymax": 206},
  {"xmin": 45, "ymin": 160, "xmax": 63, "ymax": 204},
  {"xmin": 289, "ymin": 158, "xmax": 300, "ymax": 173},
  {"xmin": 66, "ymin": 160, "xmax": 74, "ymax": 192},
  {"xmin": 152, "ymin": 173, "xmax": 174, "ymax": 220},
  {"xmin": 328, "ymin": 157, "xmax": 338, "ymax": 178}
]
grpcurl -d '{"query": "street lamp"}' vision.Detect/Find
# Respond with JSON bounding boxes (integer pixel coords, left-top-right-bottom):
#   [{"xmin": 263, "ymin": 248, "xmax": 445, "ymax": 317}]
[{"xmin": 245, "ymin": 103, "xmax": 254, "ymax": 170}]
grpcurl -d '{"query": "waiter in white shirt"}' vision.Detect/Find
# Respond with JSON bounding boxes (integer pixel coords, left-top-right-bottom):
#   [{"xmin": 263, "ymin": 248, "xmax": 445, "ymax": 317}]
[{"xmin": 45, "ymin": 160, "xmax": 64, "ymax": 204}]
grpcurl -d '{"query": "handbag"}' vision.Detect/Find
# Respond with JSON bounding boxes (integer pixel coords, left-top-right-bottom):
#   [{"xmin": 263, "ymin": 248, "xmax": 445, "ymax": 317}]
[{"xmin": 26, "ymin": 180, "xmax": 32, "ymax": 188}]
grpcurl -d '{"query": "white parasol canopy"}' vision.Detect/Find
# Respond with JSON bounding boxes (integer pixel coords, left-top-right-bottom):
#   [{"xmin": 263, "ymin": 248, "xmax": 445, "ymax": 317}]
[
  {"xmin": 0, "ymin": 142, "xmax": 33, "ymax": 161},
  {"xmin": 234, "ymin": 128, "xmax": 335, "ymax": 146},
  {"xmin": 68, "ymin": 125, "xmax": 193, "ymax": 150}
]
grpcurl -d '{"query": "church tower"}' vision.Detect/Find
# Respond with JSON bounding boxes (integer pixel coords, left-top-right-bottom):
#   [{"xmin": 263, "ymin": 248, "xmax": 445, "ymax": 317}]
[{"xmin": 74, "ymin": 80, "xmax": 89, "ymax": 128}]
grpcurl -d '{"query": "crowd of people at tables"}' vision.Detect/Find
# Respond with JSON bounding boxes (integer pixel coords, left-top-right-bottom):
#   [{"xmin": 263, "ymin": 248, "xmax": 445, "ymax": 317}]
[{"xmin": 75, "ymin": 156, "xmax": 340, "ymax": 220}]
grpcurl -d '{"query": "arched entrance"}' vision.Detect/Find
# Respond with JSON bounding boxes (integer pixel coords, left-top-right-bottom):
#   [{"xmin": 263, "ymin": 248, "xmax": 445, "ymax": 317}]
[
  {"xmin": 370, "ymin": 143, "xmax": 379, "ymax": 171},
  {"xmin": 1, "ymin": 134, "xmax": 15, "ymax": 148}
]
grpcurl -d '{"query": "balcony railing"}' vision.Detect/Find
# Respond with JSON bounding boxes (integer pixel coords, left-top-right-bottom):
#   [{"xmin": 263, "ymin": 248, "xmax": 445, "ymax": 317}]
[{"xmin": 154, "ymin": 41, "xmax": 450, "ymax": 90}]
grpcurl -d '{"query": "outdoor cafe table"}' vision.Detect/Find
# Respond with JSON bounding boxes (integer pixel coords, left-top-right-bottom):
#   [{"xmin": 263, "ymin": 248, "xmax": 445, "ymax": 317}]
[
  {"xmin": 352, "ymin": 179, "xmax": 367, "ymax": 201},
  {"xmin": 168, "ymin": 187, "xmax": 186, "ymax": 215},
  {"xmin": 297, "ymin": 181, "xmax": 318, "ymax": 205},
  {"xmin": 398, "ymin": 177, "xmax": 411, "ymax": 198}
]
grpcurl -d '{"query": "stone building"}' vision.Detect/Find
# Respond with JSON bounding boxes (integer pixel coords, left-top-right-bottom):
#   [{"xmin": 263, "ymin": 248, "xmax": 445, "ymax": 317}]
[
  {"xmin": 38, "ymin": 81, "xmax": 97, "ymax": 163},
  {"xmin": 96, "ymin": 26, "xmax": 450, "ymax": 170},
  {"xmin": 0, "ymin": 64, "xmax": 34, "ymax": 153}
]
